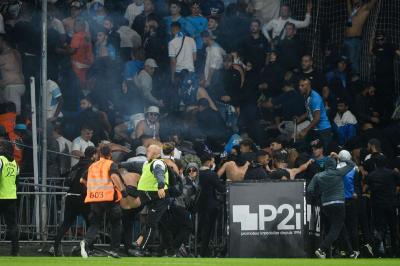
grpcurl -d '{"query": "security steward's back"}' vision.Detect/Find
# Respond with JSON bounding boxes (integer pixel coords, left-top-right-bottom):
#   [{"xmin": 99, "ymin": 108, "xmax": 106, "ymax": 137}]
[
  {"xmin": 135, "ymin": 144, "xmax": 169, "ymax": 255},
  {"xmin": 0, "ymin": 141, "xmax": 20, "ymax": 256},
  {"xmin": 80, "ymin": 145, "xmax": 125, "ymax": 258}
]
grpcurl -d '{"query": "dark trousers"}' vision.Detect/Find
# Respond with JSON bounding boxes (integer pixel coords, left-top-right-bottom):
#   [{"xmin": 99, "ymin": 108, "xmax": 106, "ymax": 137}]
[
  {"xmin": 54, "ymin": 196, "xmax": 90, "ymax": 250},
  {"xmin": 162, "ymin": 205, "xmax": 193, "ymax": 250},
  {"xmin": 140, "ymin": 197, "xmax": 169, "ymax": 250},
  {"xmin": 199, "ymin": 208, "xmax": 219, "ymax": 257},
  {"xmin": 344, "ymin": 199, "xmax": 359, "ymax": 251},
  {"xmin": 372, "ymin": 204, "xmax": 398, "ymax": 254},
  {"xmin": 121, "ymin": 207, "xmax": 142, "ymax": 251},
  {"xmin": 358, "ymin": 196, "xmax": 373, "ymax": 244},
  {"xmin": 320, "ymin": 203, "xmax": 353, "ymax": 254},
  {"xmin": 0, "ymin": 200, "xmax": 19, "ymax": 255},
  {"xmin": 85, "ymin": 202, "xmax": 122, "ymax": 250}
]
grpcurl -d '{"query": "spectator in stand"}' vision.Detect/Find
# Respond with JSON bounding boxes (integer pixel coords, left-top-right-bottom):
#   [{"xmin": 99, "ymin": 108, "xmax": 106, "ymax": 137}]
[
  {"xmin": 363, "ymin": 138, "xmax": 383, "ymax": 174},
  {"xmin": 201, "ymin": 0, "xmax": 225, "ymax": 17},
  {"xmin": 69, "ymin": 19, "xmax": 94, "ymax": 90},
  {"xmin": 345, "ymin": 0, "xmax": 378, "ymax": 77},
  {"xmin": 134, "ymin": 58, "xmax": 164, "ymax": 107},
  {"xmin": 262, "ymin": 1, "xmax": 312, "ymax": 49},
  {"xmin": 366, "ymin": 154, "xmax": 400, "ymax": 256},
  {"xmin": 164, "ymin": 1, "xmax": 195, "ymax": 39},
  {"xmin": 321, "ymin": 86, "xmax": 337, "ymax": 121},
  {"xmin": 354, "ymin": 84, "xmax": 380, "ymax": 126},
  {"xmin": 125, "ymin": 0, "xmax": 144, "ymax": 27},
  {"xmin": 258, "ymin": 51, "xmax": 284, "ymax": 98},
  {"xmin": 102, "ymin": 17, "xmax": 121, "ymax": 57},
  {"xmin": 113, "ymin": 80, "xmax": 145, "ymax": 142},
  {"xmin": 201, "ymin": 30, "xmax": 226, "ymax": 88},
  {"xmin": 207, "ymin": 15, "xmax": 222, "ymax": 44},
  {"xmin": 48, "ymin": 5, "xmax": 66, "ymax": 43},
  {"xmin": 117, "ymin": 19, "xmax": 142, "ymax": 62},
  {"xmin": 143, "ymin": 18, "xmax": 166, "ymax": 65},
  {"xmin": 63, "ymin": 1, "xmax": 89, "ymax": 40},
  {"xmin": 297, "ymin": 77, "xmax": 332, "ymax": 150},
  {"xmin": 77, "ymin": 96, "xmax": 111, "ymax": 145},
  {"xmin": 240, "ymin": 19, "xmax": 270, "ymax": 73},
  {"xmin": 94, "ymin": 30, "xmax": 117, "ymax": 60},
  {"xmin": 217, "ymin": 155, "xmax": 250, "ymax": 182},
  {"xmin": 0, "ymin": 34, "xmax": 25, "ymax": 115},
  {"xmin": 298, "ymin": 54, "xmax": 329, "ymax": 94},
  {"xmin": 132, "ymin": 0, "xmax": 161, "ymax": 38},
  {"xmin": 46, "ymin": 79, "xmax": 63, "ymax": 122},
  {"xmin": 168, "ymin": 22, "xmax": 197, "ymax": 82},
  {"xmin": 325, "ymin": 56, "xmax": 352, "ymax": 103},
  {"xmin": 370, "ymin": 32, "xmax": 400, "ymax": 116},
  {"xmin": 276, "ymin": 23, "xmax": 306, "ymax": 71},
  {"xmin": 88, "ymin": 0, "xmax": 108, "ymax": 35},
  {"xmin": 135, "ymin": 106, "xmax": 160, "ymax": 140},
  {"xmin": 334, "ymin": 99, "xmax": 357, "ymax": 145},
  {"xmin": 71, "ymin": 124, "xmax": 95, "ymax": 167},
  {"xmin": 186, "ymin": 2, "xmax": 208, "ymax": 52},
  {"xmin": 124, "ymin": 47, "xmax": 145, "ymax": 81}
]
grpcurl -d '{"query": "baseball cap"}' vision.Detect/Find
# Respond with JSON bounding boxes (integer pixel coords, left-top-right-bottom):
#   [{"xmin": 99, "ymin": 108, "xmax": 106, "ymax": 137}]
[
  {"xmin": 70, "ymin": 1, "xmax": 83, "ymax": 8},
  {"xmin": 144, "ymin": 58, "xmax": 158, "ymax": 68},
  {"xmin": 135, "ymin": 146, "xmax": 147, "ymax": 156},
  {"xmin": 146, "ymin": 106, "xmax": 160, "ymax": 114},
  {"xmin": 338, "ymin": 150, "xmax": 351, "ymax": 161}
]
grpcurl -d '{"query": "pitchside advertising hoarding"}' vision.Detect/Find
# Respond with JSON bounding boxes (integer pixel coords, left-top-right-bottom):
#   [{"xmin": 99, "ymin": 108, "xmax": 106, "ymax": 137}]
[{"xmin": 228, "ymin": 181, "xmax": 313, "ymax": 258}]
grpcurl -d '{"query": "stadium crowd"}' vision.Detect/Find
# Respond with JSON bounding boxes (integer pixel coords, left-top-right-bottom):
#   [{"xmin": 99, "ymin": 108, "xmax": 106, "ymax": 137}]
[{"xmin": 0, "ymin": 0, "xmax": 400, "ymax": 259}]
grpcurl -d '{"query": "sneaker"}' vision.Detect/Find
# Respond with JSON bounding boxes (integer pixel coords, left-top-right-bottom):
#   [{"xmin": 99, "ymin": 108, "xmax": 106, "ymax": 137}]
[
  {"xmin": 80, "ymin": 240, "xmax": 88, "ymax": 259},
  {"xmin": 178, "ymin": 245, "xmax": 189, "ymax": 257},
  {"xmin": 315, "ymin": 248, "xmax": 326, "ymax": 259},
  {"xmin": 364, "ymin": 244, "xmax": 374, "ymax": 257},
  {"xmin": 106, "ymin": 250, "xmax": 121, "ymax": 259},
  {"xmin": 349, "ymin": 251, "xmax": 360, "ymax": 259}
]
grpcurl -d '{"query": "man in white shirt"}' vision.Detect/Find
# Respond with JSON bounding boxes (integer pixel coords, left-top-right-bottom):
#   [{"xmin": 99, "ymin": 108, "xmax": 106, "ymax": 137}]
[
  {"xmin": 71, "ymin": 125, "xmax": 95, "ymax": 166},
  {"xmin": 134, "ymin": 58, "xmax": 164, "ymax": 107},
  {"xmin": 201, "ymin": 30, "xmax": 226, "ymax": 87},
  {"xmin": 125, "ymin": 0, "xmax": 144, "ymax": 27},
  {"xmin": 46, "ymin": 80, "xmax": 63, "ymax": 122},
  {"xmin": 168, "ymin": 21, "xmax": 196, "ymax": 82},
  {"xmin": 262, "ymin": 1, "xmax": 312, "ymax": 48}
]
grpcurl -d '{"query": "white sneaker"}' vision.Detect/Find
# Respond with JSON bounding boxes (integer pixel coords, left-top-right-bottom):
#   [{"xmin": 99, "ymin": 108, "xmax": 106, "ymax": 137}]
[
  {"xmin": 80, "ymin": 240, "xmax": 88, "ymax": 259},
  {"xmin": 315, "ymin": 248, "xmax": 326, "ymax": 259},
  {"xmin": 350, "ymin": 251, "xmax": 360, "ymax": 259}
]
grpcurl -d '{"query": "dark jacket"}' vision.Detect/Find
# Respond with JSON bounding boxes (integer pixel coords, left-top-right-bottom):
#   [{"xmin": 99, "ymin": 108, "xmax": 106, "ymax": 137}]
[
  {"xmin": 198, "ymin": 169, "xmax": 225, "ymax": 212},
  {"xmin": 366, "ymin": 168, "xmax": 400, "ymax": 207},
  {"xmin": 307, "ymin": 157, "xmax": 355, "ymax": 205}
]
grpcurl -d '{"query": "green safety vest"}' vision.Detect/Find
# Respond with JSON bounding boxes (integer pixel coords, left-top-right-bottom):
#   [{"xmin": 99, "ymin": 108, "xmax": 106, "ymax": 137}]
[
  {"xmin": 0, "ymin": 155, "xmax": 19, "ymax": 199},
  {"xmin": 138, "ymin": 159, "xmax": 169, "ymax": 191}
]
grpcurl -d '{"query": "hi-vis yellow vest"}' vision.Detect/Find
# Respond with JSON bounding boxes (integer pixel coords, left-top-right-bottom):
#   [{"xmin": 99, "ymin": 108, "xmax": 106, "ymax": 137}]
[
  {"xmin": 0, "ymin": 156, "xmax": 19, "ymax": 199},
  {"xmin": 138, "ymin": 160, "xmax": 169, "ymax": 191}
]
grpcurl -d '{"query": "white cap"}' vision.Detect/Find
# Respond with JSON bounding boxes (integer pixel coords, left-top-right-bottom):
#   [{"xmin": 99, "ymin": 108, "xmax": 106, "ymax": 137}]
[
  {"xmin": 144, "ymin": 58, "xmax": 158, "ymax": 68},
  {"xmin": 146, "ymin": 106, "xmax": 160, "ymax": 114},
  {"xmin": 338, "ymin": 150, "xmax": 351, "ymax": 161}
]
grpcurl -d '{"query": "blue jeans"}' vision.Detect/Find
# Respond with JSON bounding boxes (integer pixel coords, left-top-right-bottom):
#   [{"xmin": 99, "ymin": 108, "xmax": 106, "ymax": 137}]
[{"xmin": 344, "ymin": 37, "xmax": 362, "ymax": 75}]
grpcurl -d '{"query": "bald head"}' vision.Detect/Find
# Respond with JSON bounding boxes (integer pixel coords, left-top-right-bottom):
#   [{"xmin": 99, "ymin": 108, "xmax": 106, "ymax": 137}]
[{"xmin": 147, "ymin": 144, "xmax": 162, "ymax": 160}]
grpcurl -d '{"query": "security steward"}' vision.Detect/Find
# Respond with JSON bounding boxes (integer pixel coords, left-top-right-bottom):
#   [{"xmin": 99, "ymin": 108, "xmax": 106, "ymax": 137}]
[
  {"xmin": 80, "ymin": 145, "xmax": 125, "ymax": 258},
  {"xmin": 0, "ymin": 140, "xmax": 20, "ymax": 256},
  {"xmin": 134, "ymin": 144, "xmax": 169, "ymax": 256}
]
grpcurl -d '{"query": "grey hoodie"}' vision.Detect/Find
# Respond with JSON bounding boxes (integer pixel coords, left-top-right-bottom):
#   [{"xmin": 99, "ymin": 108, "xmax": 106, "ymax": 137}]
[{"xmin": 307, "ymin": 157, "xmax": 355, "ymax": 205}]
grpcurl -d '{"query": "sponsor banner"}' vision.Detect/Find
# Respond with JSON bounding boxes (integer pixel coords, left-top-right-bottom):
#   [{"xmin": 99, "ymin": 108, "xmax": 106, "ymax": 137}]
[{"xmin": 228, "ymin": 181, "xmax": 306, "ymax": 258}]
